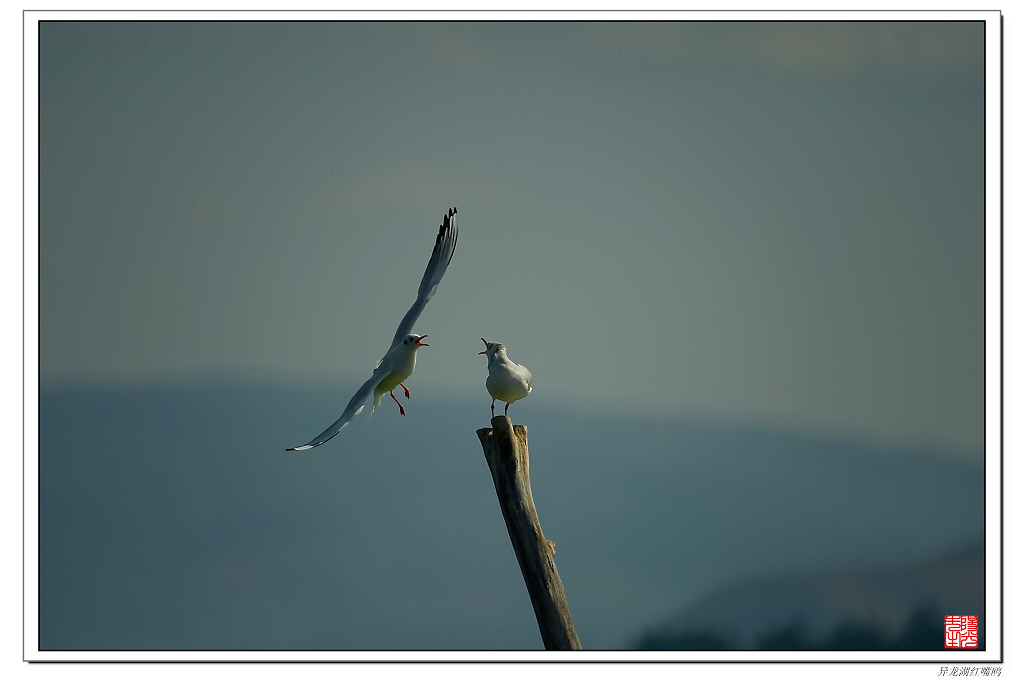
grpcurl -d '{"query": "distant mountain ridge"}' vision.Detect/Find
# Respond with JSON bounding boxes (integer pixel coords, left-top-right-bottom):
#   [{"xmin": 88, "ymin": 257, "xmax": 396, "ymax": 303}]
[
  {"xmin": 635, "ymin": 542, "xmax": 985, "ymax": 650},
  {"xmin": 38, "ymin": 386, "xmax": 986, "ymax": 650}
]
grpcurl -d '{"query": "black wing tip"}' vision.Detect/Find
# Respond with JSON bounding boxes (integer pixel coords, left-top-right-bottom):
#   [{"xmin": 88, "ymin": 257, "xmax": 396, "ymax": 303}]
[
  {"xmin": 294, "ymin": 423, "xmax": 348, "ymax": 451},
  {"xmin": 286, "ymin": 441, "xmax": 323, "ymax": 451},
  {"xmin": 441, "ymin": 206, "xmax": 457, "ymax": 227},
  {"xmin": 439, "ymin": 206, "xmax": 458, "ymax": 237}
]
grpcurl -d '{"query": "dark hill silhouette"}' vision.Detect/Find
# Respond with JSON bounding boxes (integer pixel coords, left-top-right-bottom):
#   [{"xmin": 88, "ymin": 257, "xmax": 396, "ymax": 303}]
[{"xmin": 634, "ymin": 542, "xmax": 984, "ymax": 650}]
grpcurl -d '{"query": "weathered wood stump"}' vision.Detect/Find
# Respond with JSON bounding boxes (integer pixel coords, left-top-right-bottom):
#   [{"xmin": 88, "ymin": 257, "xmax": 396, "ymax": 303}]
[{"xmin": 476, "ymin": 416, "xmax": 581, "ymax": 650}]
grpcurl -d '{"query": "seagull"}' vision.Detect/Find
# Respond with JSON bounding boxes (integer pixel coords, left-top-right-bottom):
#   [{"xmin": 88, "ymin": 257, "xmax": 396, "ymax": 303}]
[
  {"xmin": 479, "ymin": 339, "xmax": 533, "ymax": 418},
  {"xmin": 286, "ymin": 208, "xmax": 458, "ymax": 451}
]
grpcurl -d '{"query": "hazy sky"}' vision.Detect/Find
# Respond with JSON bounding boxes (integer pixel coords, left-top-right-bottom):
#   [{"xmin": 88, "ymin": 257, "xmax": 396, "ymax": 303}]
[{"xmin": 39, "ymin": 21, "xmax": 987, "ymax": 457}]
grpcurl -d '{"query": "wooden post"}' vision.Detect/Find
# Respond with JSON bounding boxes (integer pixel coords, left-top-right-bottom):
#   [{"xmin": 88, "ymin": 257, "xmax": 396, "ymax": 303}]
[{"xmin": 476, "ymin": 416, "xmax": 581, "ymax": 651}]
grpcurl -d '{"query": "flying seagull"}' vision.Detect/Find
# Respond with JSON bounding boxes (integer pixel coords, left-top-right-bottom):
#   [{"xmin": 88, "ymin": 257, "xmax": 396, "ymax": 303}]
[
  {"xmin": 287, "ymin": 208, "xmax": 458, "ymax": 451},
  {"xmin": 479, "ymin": 339, "xmax": 533, "ymax": 418}
]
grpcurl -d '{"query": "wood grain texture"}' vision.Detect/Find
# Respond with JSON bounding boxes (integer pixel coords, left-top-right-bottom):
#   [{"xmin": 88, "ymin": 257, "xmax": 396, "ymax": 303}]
[{"xmin": 476, "ymin": 416, "xmax": 581, "ymax": 650}]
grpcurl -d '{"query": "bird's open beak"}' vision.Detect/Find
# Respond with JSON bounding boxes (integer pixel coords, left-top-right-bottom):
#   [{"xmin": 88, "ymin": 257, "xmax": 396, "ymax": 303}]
[
  {"xmin": 415, "ymin": 336, "xmax": 429, "ymax": 346},
  {"xmin": 479, "ymin": 338, "xmax": 487, "ymax": 354}
]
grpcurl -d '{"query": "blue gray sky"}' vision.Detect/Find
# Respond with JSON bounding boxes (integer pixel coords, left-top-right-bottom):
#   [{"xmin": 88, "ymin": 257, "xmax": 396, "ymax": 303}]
[
  {"xmin": 40, "ymin": 20, "xmax": 986, "ymax": 458},
  {"xmin": 31, "ymin": 17, "xmax": 1000, "ymax": 662}
]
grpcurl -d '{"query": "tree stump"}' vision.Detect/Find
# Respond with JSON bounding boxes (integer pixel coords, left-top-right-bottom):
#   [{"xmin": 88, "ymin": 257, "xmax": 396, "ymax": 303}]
[{"xmin": 476, "ymin": 416, "xmax": 581, "ymax": 650}]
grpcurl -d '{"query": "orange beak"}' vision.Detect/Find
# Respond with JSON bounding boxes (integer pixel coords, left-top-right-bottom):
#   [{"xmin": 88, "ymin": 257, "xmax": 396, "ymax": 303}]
[
  {"xmin": 415, "ymin": 336, "xmax": 429, "ymax": 346},
  {"xmin": 479, "ymin": 338, "xmax": 488, "ymax": 354}
]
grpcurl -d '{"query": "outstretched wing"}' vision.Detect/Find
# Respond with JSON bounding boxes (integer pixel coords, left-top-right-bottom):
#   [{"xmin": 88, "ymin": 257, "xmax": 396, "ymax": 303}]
[
  {"xmin": 287, "ymin": 207, "xmax": 458, "ymax": 451},
  {"xmin": 285, "ymin": 365, "xmax": 388, "ymax": 451},
  {"xmin": 389, "ymin": 207, "xmax": 458, "ymax": 348}
]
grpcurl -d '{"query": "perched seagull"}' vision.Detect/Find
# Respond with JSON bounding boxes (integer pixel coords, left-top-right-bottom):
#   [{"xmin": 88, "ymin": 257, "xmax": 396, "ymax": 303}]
[
  {"xmin": 479, "ymin": 339, "xmax": 533, "ymax": 418},
  {"xmin": 287, "ymin": 208, "xmax": 458, "ymax": 451}
]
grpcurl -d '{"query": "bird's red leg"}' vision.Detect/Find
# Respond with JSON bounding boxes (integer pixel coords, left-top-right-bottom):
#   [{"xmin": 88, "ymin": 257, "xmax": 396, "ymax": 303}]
[
  {"xmin": 390, "ymin": 391, "xmax": 406, "ymax": 416},
  {"xmin": 504, "ymin": 402, "xmax": 510, "ymax": 416},
  {"xmin": 490, "ymin": 399, "xmax": 496, "ymax": 418},
  {"xmin": 400, "ymin": 382, "xmax": 410, "ymax": 399}
]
